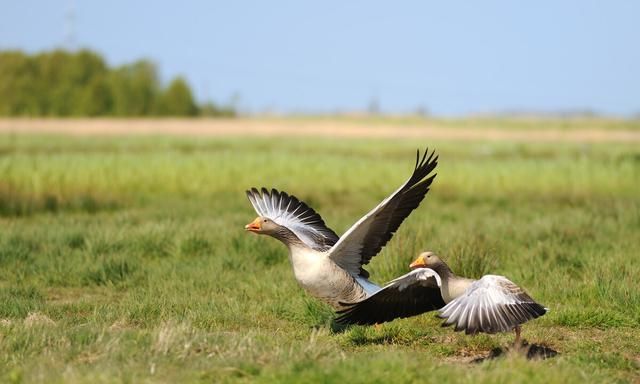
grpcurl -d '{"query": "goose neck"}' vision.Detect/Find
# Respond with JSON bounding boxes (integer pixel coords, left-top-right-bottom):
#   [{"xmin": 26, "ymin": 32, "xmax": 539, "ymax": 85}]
[
  {"xmin": 432, "ymin": 262, "xmax": 455, "ymax": 282},
  {"xmin": 272, "ymin": 226, "xmax": 306, "ymax": 249}
]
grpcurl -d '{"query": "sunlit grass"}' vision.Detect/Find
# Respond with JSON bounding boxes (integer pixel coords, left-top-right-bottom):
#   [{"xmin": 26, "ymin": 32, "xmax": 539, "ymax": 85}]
[{"xmin": 0, "ymin": 128, "xmax": 639, "ymax": 383}]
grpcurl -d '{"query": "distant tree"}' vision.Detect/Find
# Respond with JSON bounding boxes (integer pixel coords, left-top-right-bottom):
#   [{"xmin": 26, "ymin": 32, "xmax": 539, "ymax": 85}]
[
  {"xmin": 200, "ymin": 101, "xmax": 236, "ymax": 117},
  {"xmin": 109, "ymin": 60, "xmax": 160, "ymax": 116},
  {"xmin": 36, "ymin": 50, "xmax": 109, "ymax": 116},
  {"xmin": 0, "ymin": 51, "xmax": 39, "ymax": 115},
  {"xmin": 0, "ymin": 49, "xmax": 234, "ymax": 117},
  {"xmin": 78, "ymin": 75, "xmax": 113, "ymax": 116},
  {"xmin": 156, "ymin": 77, "xmax": 198, "ymax": 116}
]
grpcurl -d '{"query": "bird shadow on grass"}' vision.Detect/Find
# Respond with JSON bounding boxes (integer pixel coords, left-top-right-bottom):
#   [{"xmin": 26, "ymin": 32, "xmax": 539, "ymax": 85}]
[
  {"xmin": 332, "ymin": 322, "xmax": 427, "ymax": 347},
  {"xmin": 328, "ymin": 320, "xmax": 351, "ymax": 334},
  {"xmin": 471, "ymin": 341, "xmax": 559, "ymax": 363}
]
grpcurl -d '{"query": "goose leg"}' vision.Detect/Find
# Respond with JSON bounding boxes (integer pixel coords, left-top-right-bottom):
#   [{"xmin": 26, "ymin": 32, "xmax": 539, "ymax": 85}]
[{"xmin": 514, "ymin": 325, "xmax": 522, "ymax": 348}]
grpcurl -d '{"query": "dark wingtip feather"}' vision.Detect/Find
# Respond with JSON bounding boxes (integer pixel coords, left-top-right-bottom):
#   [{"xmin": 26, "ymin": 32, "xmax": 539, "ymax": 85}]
[
  {"xmin": 414, "ymin": 147, "xmax": 431, "ymax": 170},
  {"xmin": 531, "ymin": 302, "xmax": 548, "ymax": 318},
  {"xmin": 334, "ymin": 307, "xmax": 370, "ymax": 326},
  {"xmin": 440, "ymin": 318, "xmax": 452, "ymax": 328},
  {"xmin": 420, "ymin": 147, "xmax": 429, "ymax": 165},
  {"xmin": 247, "ymin": 187, "xmax": 263, "ymax": 203}
]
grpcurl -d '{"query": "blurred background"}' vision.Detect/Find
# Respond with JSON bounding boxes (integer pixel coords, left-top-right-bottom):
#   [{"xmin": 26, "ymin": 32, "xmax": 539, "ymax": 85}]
[{"xmin": 1, "ymin": 0, "xmax": 639, "ymax": 118}]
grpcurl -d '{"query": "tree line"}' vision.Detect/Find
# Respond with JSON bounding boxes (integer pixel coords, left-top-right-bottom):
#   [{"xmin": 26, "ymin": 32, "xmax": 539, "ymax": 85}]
[{"xmin": 0, "ymin": 49, "xmax": 234, "ymax": 117}]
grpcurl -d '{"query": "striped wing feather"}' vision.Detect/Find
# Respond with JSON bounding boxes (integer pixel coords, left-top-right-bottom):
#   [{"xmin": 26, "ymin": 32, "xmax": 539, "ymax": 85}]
[
  {"xmin": 246, "ymin": 188, "xmax": 339, "ymax": 251},
  {"xmin": 438, "ymin": 275, "xmax": 547, "ymax": 334}
]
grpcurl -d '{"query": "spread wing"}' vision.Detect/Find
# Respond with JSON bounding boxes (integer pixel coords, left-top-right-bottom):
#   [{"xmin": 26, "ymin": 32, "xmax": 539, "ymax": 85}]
[
  {"xmin": 438, "ymin": 275, "xmax": 548, "ymax": 334},
  {"xmin": 246, "ymin": 188, "xmax": 339, "ymax": 251},
  {"xmin": 327, "ymin": 149, "xmax": 438, "ymax": 276},
  {"xmin": 335, "ymin": 268, "xmax": 445, "ymax": 325}
]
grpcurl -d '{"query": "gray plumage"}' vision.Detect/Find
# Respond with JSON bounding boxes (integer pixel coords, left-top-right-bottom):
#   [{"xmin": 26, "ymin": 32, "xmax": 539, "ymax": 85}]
[
  {"xmin": 438, "ymin": 275, "xmax": 547, "ymax": 334},
  {"xmin": 335, "ymin": 252, "xmax": 547, "ymax": 337},
  {"xmin": 245, "ymin": 149, "xmax": 438, "ymax": 311}
]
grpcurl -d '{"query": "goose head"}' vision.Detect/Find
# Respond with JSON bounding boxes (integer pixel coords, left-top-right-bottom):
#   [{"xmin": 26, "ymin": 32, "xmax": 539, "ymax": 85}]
[
  {"xmin": 245, "ymin": 216, "xmax": 305, "ymax": 247},
  {"xmin": 409, "ymin": 251, "xmax": 445, "ymax": 270},
  {"xmin": 244, "ymin": 216, "xmax": 281, "ymax": 235}
]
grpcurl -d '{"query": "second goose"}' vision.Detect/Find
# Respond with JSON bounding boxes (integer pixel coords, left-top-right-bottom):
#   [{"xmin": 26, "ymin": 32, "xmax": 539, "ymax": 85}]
[{"xmin": 336, "ymin": 251, "xmax": 547, "ymax": 345}]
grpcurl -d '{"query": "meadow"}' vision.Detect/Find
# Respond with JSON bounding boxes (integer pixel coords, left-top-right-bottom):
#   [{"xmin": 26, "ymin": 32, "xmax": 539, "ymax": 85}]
[{"xmin": 0, "ymin": 119, "xmax": 639, "ymax": 383}]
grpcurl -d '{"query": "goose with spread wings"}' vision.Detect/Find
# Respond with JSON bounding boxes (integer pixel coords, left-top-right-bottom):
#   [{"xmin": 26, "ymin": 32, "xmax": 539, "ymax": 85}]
[
  {"xmin": 336, "ymin": 252, "xmax": 547, "ymax": 345},
  {"xmin": 244, "ymin": 149, "xmax": 438, "ymax": 309}
]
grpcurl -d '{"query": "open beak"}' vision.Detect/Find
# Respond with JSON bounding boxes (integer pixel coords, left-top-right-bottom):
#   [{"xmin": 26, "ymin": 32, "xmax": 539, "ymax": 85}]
[
  {"xmin": 244, "ymin": 217, "xmax": 262, "ymax": 232},
  {"xmin": 409, "ymin": 255, "xmax": 426, "ymax": 269}
]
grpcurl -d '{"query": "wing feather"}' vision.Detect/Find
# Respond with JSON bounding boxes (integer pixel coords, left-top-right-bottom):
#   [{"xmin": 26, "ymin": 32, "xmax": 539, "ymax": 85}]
[
  {"xmin": 328, "ymin": 149, "xmax": 438, "ymax": 276},
  {"xmin": 246, "ymin": 188, "xmax": 339, "ymax": 251},
  {"xmin": 335, "ymin": 268, "xmax": 445, "ymax": 325},
  {"xmin": 438, "ymin": 275, "xmax": 547, "ymax": 334}
]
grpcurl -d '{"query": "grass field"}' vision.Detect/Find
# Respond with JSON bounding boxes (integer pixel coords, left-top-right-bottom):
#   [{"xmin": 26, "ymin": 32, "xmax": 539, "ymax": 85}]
[{"xmin": 1, "ymin": 119, "xmax": 639, "ymax": 383}]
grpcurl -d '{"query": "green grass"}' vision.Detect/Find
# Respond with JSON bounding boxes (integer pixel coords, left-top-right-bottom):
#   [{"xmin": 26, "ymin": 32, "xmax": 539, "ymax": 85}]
[{"xmin": 0, "ymin": 127, "xmax": 639, "ymax": 383}]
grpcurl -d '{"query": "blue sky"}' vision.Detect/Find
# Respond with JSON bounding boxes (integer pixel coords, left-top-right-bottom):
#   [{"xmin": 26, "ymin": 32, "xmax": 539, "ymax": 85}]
[{"xmin": 1, "ymin": 1, "xmax": 639, "ymax": 116}]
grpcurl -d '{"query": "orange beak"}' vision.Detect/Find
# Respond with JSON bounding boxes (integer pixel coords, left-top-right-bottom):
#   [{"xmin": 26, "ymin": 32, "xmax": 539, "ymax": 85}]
[
  {"xmin": 244, "ymin": 217, "xmax": 262, "ymax": 232},
  {"xmin": 409, "ymin": 255, "xmax": 427, "ymax": 269}
]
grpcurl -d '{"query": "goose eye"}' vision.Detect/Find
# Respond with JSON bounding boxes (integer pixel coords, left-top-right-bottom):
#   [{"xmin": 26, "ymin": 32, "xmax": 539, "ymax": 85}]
[{"xmin": 263, "ymin": 219, "xmax": 269, "ymax": 223}]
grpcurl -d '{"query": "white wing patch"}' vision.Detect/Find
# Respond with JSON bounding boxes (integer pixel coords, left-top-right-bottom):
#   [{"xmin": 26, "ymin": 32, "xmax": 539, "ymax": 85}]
[
  {"xmin": 386, "ymin": 268, "xmax": 442, "ymax": 291},
  {"xmin": 246, "ymin": 188, "xmax": 339, "ymax": 251},
  {"xmin": 438, "ymin": 275, "xmax": 547, "ymax": 334}
]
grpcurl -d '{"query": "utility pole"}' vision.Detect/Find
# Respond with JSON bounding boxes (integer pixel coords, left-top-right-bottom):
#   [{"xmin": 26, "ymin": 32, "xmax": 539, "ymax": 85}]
[{"xmin": 64, "ymin": 0, "xmax": 76, "ymax": 50}]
